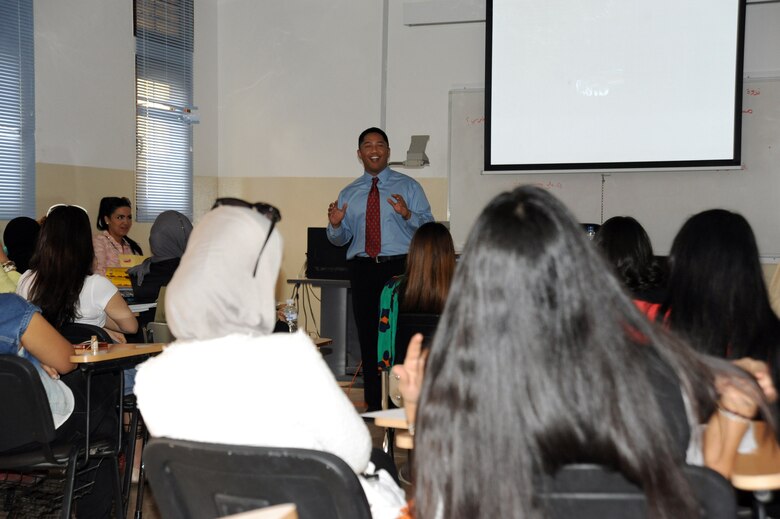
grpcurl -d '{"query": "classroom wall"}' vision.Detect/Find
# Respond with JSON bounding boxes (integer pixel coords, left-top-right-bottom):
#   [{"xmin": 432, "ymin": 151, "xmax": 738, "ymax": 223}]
[
  {"xmin": 215, "ymin": 0, "xmax": 484, "ymax": 184},
  {"xmin": 214, "ymin": 0, "xmax": 481, "ymax": 319},
  {"xmin": 6, "ymin": 1, "xmax": 779, "ymax": 330}
]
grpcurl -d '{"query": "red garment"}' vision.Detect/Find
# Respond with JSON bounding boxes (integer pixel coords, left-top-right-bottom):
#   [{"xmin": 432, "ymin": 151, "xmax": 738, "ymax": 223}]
[
  {"xmin": 365, "ymin": 177, "xmax": 381, "ymax": 257},
  {"xmin": 635, "ymin": 299, "xmax": 663, "ymax": 322}
]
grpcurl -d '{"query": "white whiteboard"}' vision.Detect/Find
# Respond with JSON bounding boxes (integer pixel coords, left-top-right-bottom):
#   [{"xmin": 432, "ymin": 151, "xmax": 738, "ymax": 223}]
[{"xmin": 448, "ymin": 79, "xmax": 780, "ymax": 256}]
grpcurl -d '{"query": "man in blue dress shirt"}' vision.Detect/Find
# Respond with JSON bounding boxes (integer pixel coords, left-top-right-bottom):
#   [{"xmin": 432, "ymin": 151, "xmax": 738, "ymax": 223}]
[{"xmin": 327, "ymin": 127, "xmax": 434, "ymax": 410}]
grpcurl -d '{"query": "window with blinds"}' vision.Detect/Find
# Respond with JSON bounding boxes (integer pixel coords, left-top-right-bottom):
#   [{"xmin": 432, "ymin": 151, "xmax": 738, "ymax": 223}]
[
  {"xmin": 134, "ymin": 0, "xmax": 194, "ymax": 221},
  {"xmin": 0, "ymin": 0, "xmax": 35, "ymax": 220}
]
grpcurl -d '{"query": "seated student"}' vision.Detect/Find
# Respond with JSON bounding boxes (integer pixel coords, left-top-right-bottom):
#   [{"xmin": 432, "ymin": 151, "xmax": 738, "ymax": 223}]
[
  {"xmin": 128, "ymin": 210, "xmax": 192, "ymax": 303},
  {"xmin": 92, "ymin": 197, "xmax": 144, "ymax": 276},
  {"xmin": 655, "ymin": 209, "xmax": 780, "ymax": 362},
  {"xmin": 128, "ymin": 210, "xmax": 192, "ymax": 331},
  {"xmin": 134, "ymin": 199, "xmax": 406, "ymax": 519},
  {"xmin": 3, "ymin": 215, "xmax": 40, "ymax": 274},
  {"xmin": 650, "ymin": 209, "xmax": 780, "ymax": 437},
  {"xmin": 594, "ymin": 216, "xmax": 667, "ymax": 303},
  {"xmin": 377, "ymin": 222, "xmax": 455, "ymax": 369},
  {"xmin": 1, "ymin": 241, "xmax": 21, "ymax": 293},
  {"xmin": 393, "ymin": 186, "xmax": 772, "ymax": 519},
  {"xmin": 16, "ymin": 205, "xmax": 138, "ymax": 344},
  {"xmin": 0, "ymin": 293, "xmax": 119, "ymax": 518}
]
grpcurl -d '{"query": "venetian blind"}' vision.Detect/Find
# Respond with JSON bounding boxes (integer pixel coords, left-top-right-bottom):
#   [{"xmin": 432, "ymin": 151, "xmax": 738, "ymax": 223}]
[
  {"xmin": 134, "ymin": 0, "xmax": 194, "ymax": 221},
  {"xmin": 0, "ymin": 0, "xmax": 35, "ymax": 220}
]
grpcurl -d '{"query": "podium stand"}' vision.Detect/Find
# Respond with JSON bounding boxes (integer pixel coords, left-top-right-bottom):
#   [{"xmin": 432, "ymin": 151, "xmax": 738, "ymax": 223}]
[{"xmin": 287, "ymin": 278, "xmax": 360, "ymax": 377}]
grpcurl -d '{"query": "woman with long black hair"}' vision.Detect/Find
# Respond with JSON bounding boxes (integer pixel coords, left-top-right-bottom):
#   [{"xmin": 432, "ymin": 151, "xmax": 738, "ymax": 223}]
[
  {"xmin": 395, "ymin": 186, "xmax": 772, "ymax": 519},
  {"xmin": 660, "ymin": 209, "xmax": 780, "ymax": 362},
  {"xmin": 17, "ymin": 205, "xmax": 138, "ymax": 342},
  {"xmin": 594, "ymin": 215, "xmax": 667, "ymax": 303}
]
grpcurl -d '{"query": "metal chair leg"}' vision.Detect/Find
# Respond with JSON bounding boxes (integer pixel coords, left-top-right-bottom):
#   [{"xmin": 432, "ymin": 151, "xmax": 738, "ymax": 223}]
[
  {"xmin": 123, "ymin": 404, "xmax": 141, "ymax": 515},
  {"xmin": 134, "ymin": 425, "xmax": 150, "ymax": 519}
]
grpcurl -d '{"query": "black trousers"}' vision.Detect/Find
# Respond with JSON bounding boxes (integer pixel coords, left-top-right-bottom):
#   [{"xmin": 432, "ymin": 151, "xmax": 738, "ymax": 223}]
[{"xmin": 348, "ymin": 257, "xmax": 406, "ymax": 410}]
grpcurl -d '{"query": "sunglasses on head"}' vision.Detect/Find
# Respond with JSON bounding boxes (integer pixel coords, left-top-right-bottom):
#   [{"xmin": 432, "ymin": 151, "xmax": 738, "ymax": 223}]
[
  {"xmin": 212, "ymin": 198, "xmax": 281, "ymax": 223},
  {"xmin": 212, "ymin": 198, "xmax": 282, "ymax": 277},
  {"xmin": 46, "ymin": 203, "xmax": 88, "ymax": 217}
]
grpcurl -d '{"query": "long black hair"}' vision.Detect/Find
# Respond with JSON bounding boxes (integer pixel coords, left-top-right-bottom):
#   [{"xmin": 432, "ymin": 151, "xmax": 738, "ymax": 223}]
[
  {"xmin": 96, "ymin": 196, "xmax": 143, "ymax": 255},
  {"xmin": 662, "ymin": 209, "xmax": 780, "ymax": 360},
  {"xmin": 413, "ymin": 186, "xmax": 725, "ymax": 519},
  {"xmin": 594, "ymin": 216, "xmax": 666, "ymax": 298},
  {"xmin": 3, "ymin": 216, "xmax": 40, "ymax": 273},
  {"xmin": 28, "ymin": 206, "xmax": 95, "ymax": 328}
]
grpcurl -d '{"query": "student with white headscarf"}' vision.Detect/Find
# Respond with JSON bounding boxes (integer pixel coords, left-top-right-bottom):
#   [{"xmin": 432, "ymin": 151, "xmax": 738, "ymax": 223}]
[{"xmin": 134, "ymin": 199, "xmax": 405, "ymax": 519}]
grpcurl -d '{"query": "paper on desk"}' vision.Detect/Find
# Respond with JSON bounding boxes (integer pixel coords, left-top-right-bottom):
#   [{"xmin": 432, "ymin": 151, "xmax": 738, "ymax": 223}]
[
  {"xmin": 361, "ymin": 407, "xmax": 406, "ymax": 421},
  {"xmin": 129, "ymin": 302, "xmax": 157, "ymax": 313}
]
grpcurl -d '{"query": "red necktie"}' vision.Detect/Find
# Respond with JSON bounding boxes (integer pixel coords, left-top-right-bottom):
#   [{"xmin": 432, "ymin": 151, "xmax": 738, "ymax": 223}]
[{"xmin": 365, "ymin": 177, "xmax": 381, "ymax": 258}]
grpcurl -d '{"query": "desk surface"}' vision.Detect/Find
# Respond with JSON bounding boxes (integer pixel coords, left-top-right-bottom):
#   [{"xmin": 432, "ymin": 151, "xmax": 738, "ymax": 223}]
[
  {"xmin": 70, "ymin": 343, "xmax": 164, "ymax": 364},
  {"xmin": 732, "ymin": 421, "xmax": 780, "ymax": 491},
  {"xmin": 362, "ymin": 407, "xmax": 408, "ymax": 429}
]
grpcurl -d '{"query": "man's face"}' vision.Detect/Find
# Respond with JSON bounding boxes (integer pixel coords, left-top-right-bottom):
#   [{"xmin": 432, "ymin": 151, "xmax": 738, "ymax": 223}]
[{"xmin": 357, "ymin": 132, "xmax": 390, "ymax": 175}]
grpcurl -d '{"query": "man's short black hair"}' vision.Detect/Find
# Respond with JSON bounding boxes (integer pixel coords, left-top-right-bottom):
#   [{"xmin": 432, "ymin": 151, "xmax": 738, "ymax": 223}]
[{"xmin": 358, "ymin": 127, "xmax": 389, "ymax": 147}]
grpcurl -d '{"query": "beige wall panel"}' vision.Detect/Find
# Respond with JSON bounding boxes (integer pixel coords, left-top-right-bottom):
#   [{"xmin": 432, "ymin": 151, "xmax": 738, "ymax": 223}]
[
  {"xmin": 35, "ymin": 163, "xmax": 151, "ymax": 253},
  {"xmin": 194, "ymin": 175, "xmax": 219, "ymax": 224}
]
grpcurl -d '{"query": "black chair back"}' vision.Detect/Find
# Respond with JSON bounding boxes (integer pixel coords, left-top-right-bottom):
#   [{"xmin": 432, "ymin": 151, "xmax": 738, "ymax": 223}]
[
  {"xmin": 394, "ymin": 312, "xmax": 439, "ymax": 364},
  {"xmin": 540, "ymin": 464, "xmax": 736, "ymax": 519},
  {"xmin": 0, "ymin": 356, "xmax": 57, "ymax": 453},
  {"xmin": 59, "ymin": 322, "xmax": 114, "ymax": 344},
  {"xmin": 145, "ymin": 439, "xmax": 372, "ymax": 519}
]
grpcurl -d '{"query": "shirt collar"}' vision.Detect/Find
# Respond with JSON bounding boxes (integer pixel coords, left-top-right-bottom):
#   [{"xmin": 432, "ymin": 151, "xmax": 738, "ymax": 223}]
[{"xmin": 362, "ymin": 167, "xmax": 390, "ymax": 183}]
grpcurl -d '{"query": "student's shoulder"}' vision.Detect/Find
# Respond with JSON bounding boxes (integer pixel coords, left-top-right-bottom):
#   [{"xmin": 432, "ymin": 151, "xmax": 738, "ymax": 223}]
[
  {"xmin": 0, "ymin": 292, "xmax": 35, "ymax": 314},
  {"xmin": 85, "ymin": 273, "xmax": 118, "ymax": 292}
]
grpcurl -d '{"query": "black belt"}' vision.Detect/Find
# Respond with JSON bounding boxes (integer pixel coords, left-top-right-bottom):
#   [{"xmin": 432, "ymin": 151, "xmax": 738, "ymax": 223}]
[{"xmin": 349, "ymin": 254, "xmax": 407, "ymax": 264}]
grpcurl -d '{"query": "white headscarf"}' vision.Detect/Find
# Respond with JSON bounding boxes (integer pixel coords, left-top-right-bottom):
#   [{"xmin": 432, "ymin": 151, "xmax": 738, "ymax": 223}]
[{"xmin": 165, "ymin": 206, "xmax": 283, "ymax": 340}]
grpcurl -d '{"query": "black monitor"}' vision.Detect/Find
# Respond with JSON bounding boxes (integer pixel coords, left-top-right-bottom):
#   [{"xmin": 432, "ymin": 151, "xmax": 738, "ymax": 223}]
[{"xmin": 306, "ymin": 227, "xmax": 350, "ymax": 280}]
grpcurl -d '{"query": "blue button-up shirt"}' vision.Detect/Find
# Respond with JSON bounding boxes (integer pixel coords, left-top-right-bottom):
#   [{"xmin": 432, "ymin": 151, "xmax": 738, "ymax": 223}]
[{"xmin": 327, "ymin": 168, "xmax": 434, "ymax": 260}]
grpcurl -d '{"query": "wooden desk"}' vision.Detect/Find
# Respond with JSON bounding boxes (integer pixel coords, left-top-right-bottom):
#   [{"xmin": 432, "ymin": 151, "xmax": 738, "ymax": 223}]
[
  {"xmin": 70, "ymin": 342, "xmax": 164, "ymax": 364},
  {"xmin": 395, "ymin": 431, "xmax": 414, "ymax": 450},
  {"xmin": 732, "ymin": 421, "xmax": 780, "ymax": 519},
  {"xmin": 313, "ymin": 337, "xmax": 333, "ymax": 348},
  {"xmin": 363, "ymin": 408, "xmax": 414, "ymax": 450},
  {"xmin": 365, "ymin": 408, "xmax": 408, "ymax": 429},
  {"xmin": 732, "ymin": 421, "xmax": 780, "ymax": 491},
  {"xmin": 67, "ymin": 341, "xmax": 165, "ymax": 512}
]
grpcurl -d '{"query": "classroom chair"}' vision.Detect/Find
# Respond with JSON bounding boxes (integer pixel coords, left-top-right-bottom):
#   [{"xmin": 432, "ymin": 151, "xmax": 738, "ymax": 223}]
[
  {"xmin": 0, "ymin": 356, "xmax": 123, "ymax": 518},
  {"xmin": 539, "ymin": 463, "xmax": 736, "ymax": 518},
  {"xmin": 144, "ymin": 439, "xmax": 372, "ymax": 519}
]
